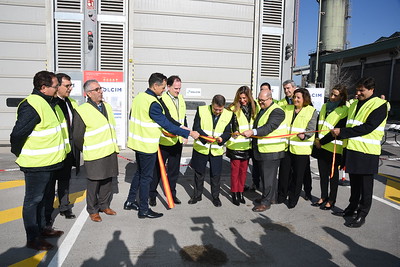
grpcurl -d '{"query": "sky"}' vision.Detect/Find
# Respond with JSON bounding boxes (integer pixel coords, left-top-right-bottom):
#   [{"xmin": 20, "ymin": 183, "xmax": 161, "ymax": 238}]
[{"xmin": 296, "ymin": 0, "xmax": 400, "ymax": 68}]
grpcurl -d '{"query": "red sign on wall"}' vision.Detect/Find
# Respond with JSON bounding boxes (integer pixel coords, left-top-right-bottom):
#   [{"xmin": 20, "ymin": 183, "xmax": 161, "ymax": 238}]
[
  {"xmin": 87, "ymin": 0, "xmax": 94, "ymax": 9},
  {"xmin": 83, "ymin": 71, "xmax": 123, "ymax": 83}
]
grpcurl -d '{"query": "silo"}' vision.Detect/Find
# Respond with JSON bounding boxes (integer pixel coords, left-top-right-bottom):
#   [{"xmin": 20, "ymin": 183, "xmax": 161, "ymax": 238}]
[{"xmin": 320, "ymin": 0, "xmax": 349, "ymax": 52}]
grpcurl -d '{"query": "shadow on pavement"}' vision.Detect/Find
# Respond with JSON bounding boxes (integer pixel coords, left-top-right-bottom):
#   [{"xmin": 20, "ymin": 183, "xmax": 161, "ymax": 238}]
[
  {"xmin": 324, "ymin": 227, "xmax": 400, "ymax": 266},
  {"xmin": 81, "ymin": 230, "xmax": 134, "ymax": 267}
]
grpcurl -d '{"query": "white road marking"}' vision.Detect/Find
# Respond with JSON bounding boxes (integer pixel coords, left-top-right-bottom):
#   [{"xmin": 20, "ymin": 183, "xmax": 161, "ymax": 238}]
[{"xmin": 48, "ymin": 205, "xmax": 88, "ymax": 267}]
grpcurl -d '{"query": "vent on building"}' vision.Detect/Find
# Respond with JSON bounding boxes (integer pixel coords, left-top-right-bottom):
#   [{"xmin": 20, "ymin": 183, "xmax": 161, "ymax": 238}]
[
  {"xmin": 100, "ymin": 0, "xmax": 124, "ymax": 13},
  {"xmin": 260, "ymin": 34, "xmax": 281, "ymax": 77},
  {"xmin": 99, "ymin": 23, "xmax": 124, "ymax": 70},
  {"xmin": 263, "ymin": 0, "xmax": 283, "ymax": 25},
  {"xmin": 56, "ymin": 0, "xmax": 81, "ymax": 11},
  {"xmin": 56, "ymin": 21, "xmax": 82, "ymax": 70}
]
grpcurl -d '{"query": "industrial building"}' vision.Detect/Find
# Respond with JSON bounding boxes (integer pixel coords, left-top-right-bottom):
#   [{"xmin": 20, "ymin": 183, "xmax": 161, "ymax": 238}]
[
  {"xmin": 0, "ymin": 0, "xmax": 297, "ymax": 144},
  {"xmin": 320, "ymin": 33, "xmax": 400, "ymax": 117}
]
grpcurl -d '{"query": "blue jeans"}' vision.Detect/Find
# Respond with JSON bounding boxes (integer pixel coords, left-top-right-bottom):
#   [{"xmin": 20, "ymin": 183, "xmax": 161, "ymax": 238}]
[
  {"xmin": 23, "ymin": 171, "xmax": 53, "ymax": 241},
  {"xmin": 128, "ymin": 151, "xmax": 157, "ymax": 213}
]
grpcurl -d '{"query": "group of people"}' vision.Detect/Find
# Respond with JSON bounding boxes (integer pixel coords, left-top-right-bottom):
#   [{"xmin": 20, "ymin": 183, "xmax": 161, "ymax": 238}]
[{"xmin": 10, "ymin": 71, "xmax": 388, "ymax": 251}]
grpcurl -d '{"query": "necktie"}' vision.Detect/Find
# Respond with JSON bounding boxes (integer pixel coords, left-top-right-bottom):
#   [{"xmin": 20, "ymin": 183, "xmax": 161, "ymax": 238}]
[{"xmin": 172, "ymin": 97, "xmax": 179, "ymax": 110}]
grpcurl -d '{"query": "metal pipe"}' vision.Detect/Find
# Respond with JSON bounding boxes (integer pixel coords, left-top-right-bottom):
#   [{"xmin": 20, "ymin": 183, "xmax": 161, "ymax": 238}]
[
  {"xmin": 314, "ymin": 0, "xmax": 322, "ymax": 84},
  {"xmin": 388, "ymin": 53, "xmax": 396, "ymax": 101}
]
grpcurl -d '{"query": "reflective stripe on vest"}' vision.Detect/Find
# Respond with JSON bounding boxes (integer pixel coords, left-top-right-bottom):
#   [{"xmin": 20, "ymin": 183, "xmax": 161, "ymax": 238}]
[
  {"xmin": 193, "ymin": 105, "xmax": 233, "ymax": 156},
  {"xmin": 127, "ymin": 92, "xmax": 162, "ymax": 153},
  {"xmin": 159, "ymin": 93, "xmax": 186, "ymax": 146},
  {"xmin": 16, "ymin": 95, "xmax": 66, "ymax": 167},
  {"xmin": 55, "ymin": 97, "xmax": 78, "ymax": 154},
  {"xmin": 346, "ymin": 97, "xmax": 388, "ymax": 155},
  {"xmin": 54, "ymin": 105, "xmax": 71, "ymax": 154},
  {"xmin": 226, "ymin": 106, "xmax": 253, "ymax": 151},
  {"xmin": 256, "ymin": 103, "xmax": 287, "ymax": 153},
  {"xmin": 76, "ymin": 102, "xmax": 119, "ymax": 161},
  {"xmin": 317, "ymin": 104, "xmax": 348, "ymax": 154},
  {"xmin": 285, "ymin": 105, "xmax": 316, "ymax": 155}
]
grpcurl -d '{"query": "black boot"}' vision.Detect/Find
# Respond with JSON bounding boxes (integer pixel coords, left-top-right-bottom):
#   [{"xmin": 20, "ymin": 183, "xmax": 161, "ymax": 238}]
[
  {"xmin": 232, "ymin": 193, "xmax": 240, "ymax": 206},
  {"xmin": 237, "ymin": 192, "xmax": 245, "ymax": 204}
]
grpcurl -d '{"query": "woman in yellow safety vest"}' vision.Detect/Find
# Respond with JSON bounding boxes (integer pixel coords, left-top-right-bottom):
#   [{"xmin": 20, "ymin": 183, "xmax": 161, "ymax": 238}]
[
  {"xmin": 278, "ymin": 88, "xmax": 318, "ymax": 209},
  {"xmin": 312, "ymin": 85, "xmax": 348, "ymax": 210},
  {"xmin": 226, "ymin": 86, "xmax": 256, "ymax": 205}
]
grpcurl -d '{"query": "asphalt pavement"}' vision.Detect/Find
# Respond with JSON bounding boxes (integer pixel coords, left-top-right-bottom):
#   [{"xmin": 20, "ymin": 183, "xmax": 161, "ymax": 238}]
[{"xmin": 0, "ymin": 139, "xmax": 399, "ymax": 266}]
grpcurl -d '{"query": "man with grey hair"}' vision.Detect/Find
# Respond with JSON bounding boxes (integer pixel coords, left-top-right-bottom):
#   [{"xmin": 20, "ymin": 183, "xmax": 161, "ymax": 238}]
[
  {"xmin": 73, "ymin": 79, "xmax": 119, "ymax": 222},
  {"xmin": 278, "ymin": 79, "xmax": 296, "ymax": 107}
]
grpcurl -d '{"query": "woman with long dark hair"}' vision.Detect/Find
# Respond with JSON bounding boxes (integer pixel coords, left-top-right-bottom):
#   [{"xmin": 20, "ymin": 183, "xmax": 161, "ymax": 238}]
[{"xmin": 312, "ymin": 85, "xmax": 348, "ymax": 210}]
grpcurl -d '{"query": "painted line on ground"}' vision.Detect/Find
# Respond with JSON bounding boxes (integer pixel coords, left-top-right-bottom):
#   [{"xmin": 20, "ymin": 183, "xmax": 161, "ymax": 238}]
[
  {"xmin": 379, "ymin": 173, "xmax": 400, "ymax": 182},
  {"xmin": 0, "ymin": 180, "xmax": 24, "ymax": 190},
  {"xmin": 0, "ymin": 168, "xmax": 20, "ymax": 172},
  {"xmin": 9, "ymin": 251, "xmax": 47, "ymax": 267},
  {"xmin": 48, "ymin": 205, "xmax": 88, "ymax": 267},
  {"xmin": 373, "ymin": 195, "xmax": 400, "ymax": 210},
  {"xmin": 0, "ymin": 191, "xmax": 86, "ymax": 224}
]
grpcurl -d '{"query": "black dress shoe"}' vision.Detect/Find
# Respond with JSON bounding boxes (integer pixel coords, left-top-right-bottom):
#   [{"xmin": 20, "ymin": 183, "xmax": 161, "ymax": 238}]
[
  {"xmin": 26, "ymin": 238, "xmax": 54, "ymax": 251},
  {"xmin": 311, "ymin": 199, "xmax": 326, "ymax": 207},
  {"xmin": 252, "ymin": 204, "xmax": 271, "ymax": 212},
  {"xmin": 124, "ymin": 201, "xmax": 139, "ymax": 211},
  {"xmin": 345, "ymin": 215, "xmax": 366, "ymax": 228},
  {"xmin": 288, "ymin": 203, "xmax": 296, "ymax": 209},
  {"xmin": 60, "ymin": 209, "xmax": 76, "ymax": 219},
  {"xmin": 320, "ymin": 201, "xmax": 335, "ymax": 210},
  {"xmin": 188, "ymin": 196, "xmax": 202, "ymax": 204},
  {"xmin": 138, "ymin": 208, "xmax": 163, "ymax": 219},
  {"xmin": 232, "ymin": 193, "xmax": 239, "ymax": 206},
  {"xmin": 173, "ymin": 196, "xmax": 181, "ymax": 204},
  {"xmin": 277, "ymin": 198, "xmax": 286, "ymax": 204},
  {"xmin": 41, "ymin": 228, "xmax": 64, "ymax": 238},
  {"xmin": 332, "ymin": 209, "xmax": 355, "ymax": 217},
  {"xmin": 212, "ymin": 198, "xmax": 222, "ymax": 207},
  {"xmin": 243, "ymin": 185, "xmax": 250, "ymax": 191},
  {"xmin": 149, "ymin": 197, "xmax": 157, "ymax": 207},
  {"xmin": 304, "ymin": 194, "xmax": 312, "ymax": 201}
]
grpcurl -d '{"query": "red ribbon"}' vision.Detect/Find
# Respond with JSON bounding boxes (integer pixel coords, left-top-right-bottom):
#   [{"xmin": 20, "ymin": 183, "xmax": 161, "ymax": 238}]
[{"xmin": 200, "ymin": 135, "xmax": 217, "ymax": 143}]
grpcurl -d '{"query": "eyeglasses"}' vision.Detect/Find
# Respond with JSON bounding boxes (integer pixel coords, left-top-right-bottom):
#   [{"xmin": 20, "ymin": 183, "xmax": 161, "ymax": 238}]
[
  {"xmin": 258, "ymin": 98, "xmax": 270, "ymax": 103},
  {"xmin": 63, "ymin": 83, "xmax": 74, "ymax": 89},
  {"xmin": 89, "ymin": 87, "xmax": 104, "ymax": 92}
]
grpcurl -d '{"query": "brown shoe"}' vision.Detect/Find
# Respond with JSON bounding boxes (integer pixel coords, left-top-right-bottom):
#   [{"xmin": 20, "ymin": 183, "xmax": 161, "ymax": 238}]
[
  {"xmin": 41, "ymin": 228, "xmax": 64, "ymax": 238},
  {"xmin": 100, "ymin": 208, "xmax": 117, "ymax": 215},
  {"xmin": 89, "ymin": 213, "xmax": 102, "ymax": 222},
  {"xmin": 26, "ymin": 238, "xmax": 54, "ymax": 251},
  {"xmin": 252, "ymin": 204, "xmax": 270, "ymax": 212}
]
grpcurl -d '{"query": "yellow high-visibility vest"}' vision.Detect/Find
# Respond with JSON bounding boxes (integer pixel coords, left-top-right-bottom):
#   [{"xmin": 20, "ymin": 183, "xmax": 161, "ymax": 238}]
[
  {"xmin": 16, "ymin": 95, "xmax": 66, "ymax": 167},
  {"xmin": 127, "ymin": 92, "xmax": 163, "ymax": 153},
  {"xmin": 284, "ymin": 105, "xmax": 316, "ymax": 155},
  {"xmin": 226, "ymin": 105, "xmax": 253, "ymax": 151},
  {"xmin": 346, "ymin": 97, "xmax": 388, "ymax": 155},
  {"xmin": 318, "ymin": 104, "xmax": 348, "ymax": 154},
  {"xmin": 256, "ymin": 103, "xmax": 287, "ymax": 153},
  {"xmin": 76, "ymin": 102, "xmax": 119, "ymax": 161},
  {"xmin": 159, "ymin": 93, "xmax": 186, "ymax": 146},
  {"xmin": 193, "ymin": 105, "xmax": 233, "ymax": 156}
]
